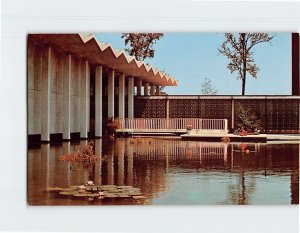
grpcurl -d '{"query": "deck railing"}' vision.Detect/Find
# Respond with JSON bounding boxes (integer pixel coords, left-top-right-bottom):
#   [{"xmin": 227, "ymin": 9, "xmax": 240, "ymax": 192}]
[{"xmin": 114, "ymin": 118, "xmax": 228, "ymax": 133}]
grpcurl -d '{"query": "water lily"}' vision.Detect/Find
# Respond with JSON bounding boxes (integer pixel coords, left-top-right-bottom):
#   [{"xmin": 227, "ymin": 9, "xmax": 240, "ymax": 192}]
[
  {"xmin": 98, "ymin": 191, "xmax": 104, "ymax": 196},
  {"xmin": 88, "ymin": 197, "xmax": 94, "ymax": 201},
  {"xmin": 87, "ymin": 181, "xmax": 94, "ymax": 186},
  {"xmin": 79, "ymin": 185, "xmax": 85, "ymax": 190}
]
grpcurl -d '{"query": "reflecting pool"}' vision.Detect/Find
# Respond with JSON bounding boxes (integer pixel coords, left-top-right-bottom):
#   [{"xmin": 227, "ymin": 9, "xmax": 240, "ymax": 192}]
[{"xmin": 28, "ymin": 138, "xmax": 299, "ymax": 205}]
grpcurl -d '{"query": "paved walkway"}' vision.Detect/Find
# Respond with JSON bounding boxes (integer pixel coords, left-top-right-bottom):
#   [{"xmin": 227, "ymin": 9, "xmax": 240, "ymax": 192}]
[
  {"xmin": 181, "ymin": 133, "xmax": 300, "ymax": 142},
  {"xmin": 266, "ymin": 134, "xmax": 300, "ymax": 141}
]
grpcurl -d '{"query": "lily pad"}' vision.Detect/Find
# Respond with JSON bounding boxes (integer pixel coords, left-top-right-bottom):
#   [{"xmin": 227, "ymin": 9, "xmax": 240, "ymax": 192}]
[
  {"xmin": 73, "ymin": 193, "xmax": 90, "ymax": 197},
  {"xmin": 132, "ymin": 196, "xmax": 146, "ymax": 199},
  {"xmin": 129, "ymin": 188, "xmax": 140, "ymax": 191},
  {"xmin": 101, "ymin": 185, "xmax": 117, "ymax": 189},
  {"xmin": 109, "ymin": 189, "xmax": 123, "ymax": 193},
  {"xmin": 78, "ymin": 190, "xmax": 88, "ymax": 193},
  {"xmin": 104, "ymin": 194, "xmax": 118, "ymax": 198},
  {"xmin": 118, "ymin": 195, "xmax": 131, "ymax": 198},
  {"xmin": 47, "ymin": 184, "xmax": 144, "ymax": 200},
  {"xmin": 87, "ymin": 193, "xmax": 100, "ymax": 197},
  {"xmin": 60, "ymin": 188, "xmax": 74, "ymax": 192},
  {"xmin": 46, "ymin": 187, "xmax": 62, "ymax": 192},
  {"xmin": 123, "ymin": 193, "xmax": 131, "ymax": 196},
  {"xmin": 129, "ymin": 192, "xmax": 143, "ymax": 196},
  {"xmin": 59, "ymin": 192, "xmax": 73, "ymax": 195},
  {"xmin": 117, "ymin": 186, "xmax": 132, "ymax": 189},
  {"xmin": 86, "ymin": 186, "xmax": 98, "ymax": 191}
]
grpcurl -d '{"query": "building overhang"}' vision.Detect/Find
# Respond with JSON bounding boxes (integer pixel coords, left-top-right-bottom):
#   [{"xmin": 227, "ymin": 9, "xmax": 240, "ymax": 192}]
[{"xmin": 28, "ymin": 33, "xmax": 178, "ymax": 87}]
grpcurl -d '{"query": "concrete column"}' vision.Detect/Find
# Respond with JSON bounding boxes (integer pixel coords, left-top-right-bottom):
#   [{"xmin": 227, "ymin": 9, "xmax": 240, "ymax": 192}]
[
  {"xmin": 95, "ymin": 66, "xmax": 103, "ymax": 137},
  {"xmin": 150, "ymin": 84, "xmax": 156, "ymax": 95},
  {"xmin": 128, "ymin": 77, "xmax": 134, "ymax": 118},
  {"xmin": 137, "ymin": 80, "xmax": 142, "ymax": 96},
  {"xmin": 41, "ymin": 46, "xmax": 51, "ymax": 142},
  {"xmin": 118, "ymin": 73, "xmax": 125, "ymax": 118},
  {"xmin": 108, "ymin": 70, "xmax": 115, "ymax": 119},
  {"xmin": 62, "ymin": 54, "xmax": 72, "ymax": 140},
  {"xmin": 144, "ymin": 82, "xmax": 149, "ymax": 96},
  {"xmin": 80, "ymin": 60, "xmax": 90, "ymax": 139},
  {"xmin": 156, "ymin": 85, "xmax": 160, "ymax": 96}
]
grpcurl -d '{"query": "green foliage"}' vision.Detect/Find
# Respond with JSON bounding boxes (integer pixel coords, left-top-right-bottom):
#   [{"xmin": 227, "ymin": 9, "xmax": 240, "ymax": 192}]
[
  {"xmin": 121, "ymin": 33, "xmax": 164, "ymax": 61},
  {"xmin": 201, "ymin": 78, "xmax": 218, "ymax": 95},
  {"xmin": 218, "ymin": 33, "xmax": 274, "ymax": 95},
  {"xmin": 235, "ymin": 103, "xmax": 260, "ymax": 132}
]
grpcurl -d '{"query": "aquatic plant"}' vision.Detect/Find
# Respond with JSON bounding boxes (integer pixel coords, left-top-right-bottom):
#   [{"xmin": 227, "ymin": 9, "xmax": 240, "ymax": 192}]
[
  {"xmin": 46, "ymin": 182, "xmax": 146, "ymax": 202},
  {"xmin": 186, "ymin": 125, "xmax": 193, "ymax": 130},
  {"xmin": 59, "ymin": 140, "xmax": 106, "ymax": 169}
]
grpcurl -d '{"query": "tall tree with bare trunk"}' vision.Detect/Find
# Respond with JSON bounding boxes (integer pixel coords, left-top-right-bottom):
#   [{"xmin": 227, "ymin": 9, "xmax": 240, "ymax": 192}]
[{"xmin": 218, "ymin": 33, "xmax": 274, "ymax": 95}]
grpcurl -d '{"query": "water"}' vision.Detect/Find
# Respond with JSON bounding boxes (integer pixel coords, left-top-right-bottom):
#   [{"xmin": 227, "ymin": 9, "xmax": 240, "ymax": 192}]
[{"xmin": 28, "ymin": 138, "xmax": 299, "ymax": 205}]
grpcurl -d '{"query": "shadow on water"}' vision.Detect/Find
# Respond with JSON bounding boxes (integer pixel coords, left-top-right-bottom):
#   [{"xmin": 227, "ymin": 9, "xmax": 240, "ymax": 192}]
[{"xmin": 27, "ymin": 138, "xmax": 299, "ymax": 205}]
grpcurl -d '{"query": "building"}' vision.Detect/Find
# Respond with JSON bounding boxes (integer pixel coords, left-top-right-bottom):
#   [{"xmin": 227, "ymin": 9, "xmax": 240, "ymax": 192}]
[
  {"xmin": 28, "ymin": 34, "xmax": 178, "ymax": 142},
  {"xmin": 28, "ymin": 33, "xmax": 300, "ymax": 143}
]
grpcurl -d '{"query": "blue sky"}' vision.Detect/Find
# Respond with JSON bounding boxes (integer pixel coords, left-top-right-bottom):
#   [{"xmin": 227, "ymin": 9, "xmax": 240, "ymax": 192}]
[{"xmin": 96, "ymin": 33, "xmax": 291, "ymax": 95}]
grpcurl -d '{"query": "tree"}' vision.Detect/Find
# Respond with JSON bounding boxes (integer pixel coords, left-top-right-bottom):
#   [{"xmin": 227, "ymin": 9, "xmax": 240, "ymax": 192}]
[
  {"xmin": 201, "ymin": 78, "xmax": 218, "ymax": 95},
  {"xmin": 218, "ymin": 33, "xmax": 274, "ymax": 95},
  {"xmin": 121, "ymin": 33, "xmax": 164, "ymax": 61},
  {"xmin": 235, "ymin": 103, "xmax": 260, "ymax": 132}
]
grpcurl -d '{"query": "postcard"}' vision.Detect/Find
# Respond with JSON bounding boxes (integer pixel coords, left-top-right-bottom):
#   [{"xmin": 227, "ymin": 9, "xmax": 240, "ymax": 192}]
[{"xmin": 27, "ymin": 32, "xmax": 299, "ymax": 205}]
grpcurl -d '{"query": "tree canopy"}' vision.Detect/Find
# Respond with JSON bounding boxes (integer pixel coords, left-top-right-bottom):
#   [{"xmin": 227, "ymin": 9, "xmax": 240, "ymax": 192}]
[
  {"xmin": 121, "ymin": 33, "xmax": 164, "ymax": 61},
  {"xmin": 218, "ymin": 33, "xmax": 274, "ymax": 95}
]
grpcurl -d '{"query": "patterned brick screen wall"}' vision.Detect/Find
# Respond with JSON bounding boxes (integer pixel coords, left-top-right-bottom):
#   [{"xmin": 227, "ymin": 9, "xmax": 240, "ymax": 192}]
[
  {"xmin": 134, "ymin": 96, "xmax": 300, "ymax": 132},
  {"xmin": 134, "ymin": 98, "xmax": 166, "ymax": 118},
  {"xmin": 169, "ymin": 99, "xmax": 199, "ymax": 118},
  {"xmin": 199, "ymin": 99, "xmax": 233, "ymax": 129},
  {"xmin": 266, "ymin": 99, "xmax": 299, "ymax": 132},
  {"xmin": 168, "ymin": 98, "xmax": 233, "ymax": 128}
]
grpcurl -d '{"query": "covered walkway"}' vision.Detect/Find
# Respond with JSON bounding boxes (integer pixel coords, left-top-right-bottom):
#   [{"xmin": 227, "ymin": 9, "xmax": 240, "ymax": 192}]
[{"xmin": 28, "ymin": 34, "xmax": 178, "ymax": 142}]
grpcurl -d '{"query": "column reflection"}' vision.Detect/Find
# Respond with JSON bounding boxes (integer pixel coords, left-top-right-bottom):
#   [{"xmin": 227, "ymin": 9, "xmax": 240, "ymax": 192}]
[{"xmin": 94, "ymin": 139, "xmax": 102, "ymax": 186}]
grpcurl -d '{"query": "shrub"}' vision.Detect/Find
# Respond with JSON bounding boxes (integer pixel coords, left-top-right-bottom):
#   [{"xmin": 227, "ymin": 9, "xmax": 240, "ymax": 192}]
[{"xmin": 235, "ymin": 103, "xmax": 260, "ymax": 133}]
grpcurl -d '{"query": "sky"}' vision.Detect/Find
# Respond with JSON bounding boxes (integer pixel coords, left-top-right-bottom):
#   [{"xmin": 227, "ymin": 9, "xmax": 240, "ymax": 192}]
[{"xmin": 96, "ymin": 33, "xmax": 292, "ymax": 95}]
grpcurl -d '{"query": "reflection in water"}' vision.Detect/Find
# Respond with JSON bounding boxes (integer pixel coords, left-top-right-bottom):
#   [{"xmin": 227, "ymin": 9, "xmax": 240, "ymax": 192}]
[{"xmin": 28, "ymin": 138, "xmax": 299, "ymax": 205}]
